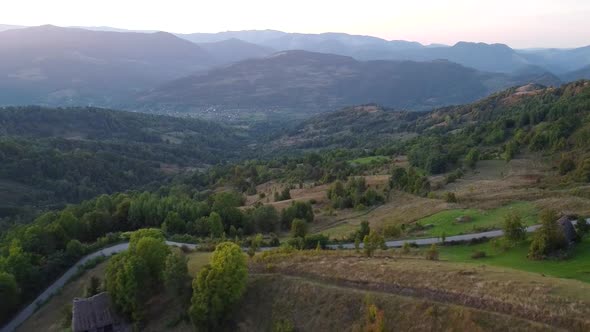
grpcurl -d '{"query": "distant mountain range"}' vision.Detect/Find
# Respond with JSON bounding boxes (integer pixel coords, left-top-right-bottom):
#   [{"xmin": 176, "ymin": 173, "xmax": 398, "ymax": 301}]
[
  {"xmin": 177, "ymin": 29, "xmax": 590, "ymax": 75},
  {"xmin": 0, "ymin": 25, "xmax": 214, "ymax": 105},
  {"xmin": 137, "ymin": 50, "xmax": 561, "ymax": 112},
  {"xmin": 0, "ymin": 24, "xmax": 588, "ymax": 116}
]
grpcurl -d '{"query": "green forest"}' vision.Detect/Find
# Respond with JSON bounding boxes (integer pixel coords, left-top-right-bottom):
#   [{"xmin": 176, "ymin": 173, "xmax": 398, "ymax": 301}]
[{"xmin": 2, "ymin": 80, "xmax": 590, "ymax": 328}]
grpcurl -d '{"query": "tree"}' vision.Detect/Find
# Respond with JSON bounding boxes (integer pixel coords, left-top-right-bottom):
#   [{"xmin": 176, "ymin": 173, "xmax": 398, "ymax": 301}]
[
  {"xmin": 247, "ymin": 234, "xmax": 263, "ymax": 258},
  {"xmin": 188, "ymin": 242, "xmax": 247, "ymax": 328},
  {"xmin": 359, "ymin": 220, "xmax": 370, "ymax": 240},
  {"xmin": 57, "ymin": 211, "xmax": 83, "ymax": 240},
  {"xmin": 363, "ymin": 230, "xmax": 385, "ymax": 257},
  {"xmin": 105, "ymin": 252, "xmax": 150, "ymax": 321},
  {"xmin": 464, "ymin": 148, "xmax": 479, "ymax": 169},
  {"xmin": 250, "ymin": 205, "xmax": 279, "ymax": 233},
  {"xmin": 281, "ymin": 201, "xmax": 314, "ymax": 230},
  {"xmin": 444, "ymin": 192, "xmax": 457, "ymax": 203},
  {"xmin": 278, "ymin": 187, "xmax": 291, "ymax": 201},
  {"xmin": 208, "ymin": 212, "xmax": 224, "ymax": 238},
  {"xmin": 425, "ymin": 244, "xmax": 439, "ymax": 260},
  {"xmin": 0, "ymin": 272, "xmax": 19, "ymax": 322},
  {"xmin": 402, "ymin": 242, "xmax": 411, "ymax": 254},
  {"xmin": 164, "ymin": 248, "xmax": 189, "ymax": 297},
  {"xmin": 65, "ymin": 239, "xmax": 84, "ymax": 259},
  {"xmin": 291, "ymin": 219, "xmax": 308, "ymax": 238},
  {"xmin": 528, "ymin": 210, "xmax": 568, "ymax": 260},
  {"xmin": 162, "ymin": 211, "xmax": 186, "ymax": 235},
  {"xmin": 504, "ymin": 140, "xmax": 519, "ymax": 161},
  {"xmin": 503, "ymin": 212, "xmax": 526, "ymax": 244},
  {"xmin": 134, "ymin": 236, "xmax": 170, "ymax": 283},
  {"xmin": 129, "ymin": 228, "xmax": 165, "ymax": 250}
]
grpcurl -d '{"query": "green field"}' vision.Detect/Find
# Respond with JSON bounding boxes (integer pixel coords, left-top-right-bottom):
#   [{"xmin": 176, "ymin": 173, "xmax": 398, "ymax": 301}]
[
  {"xmin": 186, "ymin": 251, "xmax": 213, "ymax": 277},
  {"xmin": 413, "ymin": 202, "xmax": 537, "ymax": 237},
  {"xmin": 441, "ymin": 236, "xmax": 590, "ymax": 283},
  {"xmin": 349, "ymin": 155, "xmax": 390, "ymax": 165}
]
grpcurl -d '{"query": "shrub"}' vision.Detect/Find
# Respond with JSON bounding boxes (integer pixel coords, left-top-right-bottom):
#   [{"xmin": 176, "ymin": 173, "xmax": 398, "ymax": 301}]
[
  {"xmin": 303, "ymin": 234, "xmax": 329, "ymax": 249},
  {"xmin": 401, "ymin": 242, "xmax": 411, "ymax": 254},
  {"xmin": 464, "ymin": 149, "xmax": 479, "ymax": 169},
  {"xmin": 273, "ymin": 319, "xmax": 295, "ymax": 332},
  {"xmin": 383, "ymin": 224, "xmax": 401, "ymax": 238},
  {"xmin": 290, "ymin": 219, "xmax": 308, "ymax": 238},
  {"xmin": 471, "ymin": 251, "xmax": 487, "ymax": 259},
  {"xmin": 247, "ymin": 234, "xmax": 263, "ymax": 258},
  {"xmin": 502, "ymin": 212, "xmax": 526, "ymax": 244},
  {"xmin": 286, "ymin": 237, "xmax": 305, "ymax": 250},
  {"xmin": 559, "ymin": 157, "xmax": 576, "ymax": 175},
  {"xmin": 444, "ymin": 192, "xmax": 457, "ymax": 203},
  {"xmin": 363, "ymin": 230, "xmax": 385, "ymax": 257},
  {"xmin": 425, "ymin": 244, "xmax": 439, "ymax": 260}
]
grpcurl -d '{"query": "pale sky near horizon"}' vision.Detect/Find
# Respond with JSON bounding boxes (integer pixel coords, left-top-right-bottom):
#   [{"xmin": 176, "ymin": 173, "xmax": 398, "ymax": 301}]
[{"xmin": 2, "ymin": 0, "xmax": 590, "ymax": 48}]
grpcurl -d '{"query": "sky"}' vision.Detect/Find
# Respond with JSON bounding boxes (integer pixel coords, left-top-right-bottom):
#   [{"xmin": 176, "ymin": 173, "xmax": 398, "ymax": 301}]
[{"xmin": 1, "ymin": 0, "xmax": 590, "ymax": 48}]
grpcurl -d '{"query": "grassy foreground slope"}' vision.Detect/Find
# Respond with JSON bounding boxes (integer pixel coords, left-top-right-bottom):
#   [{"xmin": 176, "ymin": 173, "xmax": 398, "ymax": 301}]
[
  {"xmin": 22, "ymin": 248, "xmax": 590, "ymax": 332},
  {"xmin": 442, "ymin": 236, "xmax": 590, "ymax": 283},
  {"xmin": 248, "ymin": 250, "xmax": 590, "ymax": 331}
]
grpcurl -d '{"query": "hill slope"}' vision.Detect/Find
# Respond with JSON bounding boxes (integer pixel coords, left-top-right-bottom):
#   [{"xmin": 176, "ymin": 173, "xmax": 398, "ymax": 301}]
[
  {"xmin": 197, "ymin": 38, "xmax": 274, "ymax": 64},
  {"xmin": 138, "ymin": 50, "xmax": 556, "ymax": 114},
  {"xmin": 0, "ymin": 106, "xmax": 243, "ymax": 217},
  {"xmin": 0, "ymin": 25, "xmax": 213, "ymax": 106}
]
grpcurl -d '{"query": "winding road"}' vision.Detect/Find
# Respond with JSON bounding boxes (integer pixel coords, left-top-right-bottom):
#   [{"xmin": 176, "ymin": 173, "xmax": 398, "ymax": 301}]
[{"xmin": 3, "ymin": 221, "xmax": 586, "ymax": 332}]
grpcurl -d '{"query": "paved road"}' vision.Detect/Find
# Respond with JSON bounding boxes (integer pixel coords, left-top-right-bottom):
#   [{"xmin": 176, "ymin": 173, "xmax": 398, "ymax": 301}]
[
  {"xmin": 0, "ymin": 241, "xmax": 196, "ymax": 332},
  {"xmin": 327, "ymin": 225, "xmax": 542, "ymax": 249},
  {"xmin": 4, "ymin": 220, "xmax": 587, "ymax": 332}
]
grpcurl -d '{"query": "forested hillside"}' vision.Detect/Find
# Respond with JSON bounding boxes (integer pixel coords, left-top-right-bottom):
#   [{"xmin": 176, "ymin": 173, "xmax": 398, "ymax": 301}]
[
  {"xmin": 0, "ymin": 107, "xmax": 245, "ymax": 221},
  {"xmin": 275, "ymin": 80, "xmax": 590, "ymax": 177},
  {"xmin": 138, "ymin": 50, "xmax": 555, "ymax": 114}
]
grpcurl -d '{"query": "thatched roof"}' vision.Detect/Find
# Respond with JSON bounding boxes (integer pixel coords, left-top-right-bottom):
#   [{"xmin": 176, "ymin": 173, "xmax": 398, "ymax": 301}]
[{"xmin": 72, "ymin": 292, "xmax": 127, "ymax": 332}]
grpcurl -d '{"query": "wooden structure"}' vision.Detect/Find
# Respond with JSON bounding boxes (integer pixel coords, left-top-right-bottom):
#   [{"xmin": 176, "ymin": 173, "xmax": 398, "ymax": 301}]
[{"xmin": 72, "ymin": 292, "xmax": 129, "ymax": 332}]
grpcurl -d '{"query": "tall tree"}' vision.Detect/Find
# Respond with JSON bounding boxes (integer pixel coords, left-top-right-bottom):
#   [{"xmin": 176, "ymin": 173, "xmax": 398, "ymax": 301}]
[
  {"xmin": 0, "ymin": 272, "xmax": 19, "ymax": 322},
  {"xmin": 163, "ymin": 248, "xmax": 189, "ymax": 297},
  {"xmin": 189, "ymin": 242, "xmax": 247, "ymax": 329}
]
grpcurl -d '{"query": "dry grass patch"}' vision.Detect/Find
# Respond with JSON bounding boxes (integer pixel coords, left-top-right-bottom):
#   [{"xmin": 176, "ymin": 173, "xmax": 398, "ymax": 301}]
[
  {"xmin": 252, "ymin": 250, "xmax": 590, "ymax": 330},
  {"xmin": 16, "ymin": 261, "xmax": 109, "ymax": 332}
]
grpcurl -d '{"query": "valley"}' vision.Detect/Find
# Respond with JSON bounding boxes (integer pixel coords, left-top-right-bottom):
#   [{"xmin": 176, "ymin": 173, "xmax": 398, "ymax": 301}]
[{"xmin": 1, "ymin": 15, "xmax": 590, "ymax": 332}]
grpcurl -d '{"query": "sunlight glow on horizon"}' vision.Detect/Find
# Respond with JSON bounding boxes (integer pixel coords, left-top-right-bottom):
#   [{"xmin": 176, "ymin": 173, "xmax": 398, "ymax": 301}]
[{"xmin": 2, "ymin": 0, "xmax": 590, "ymax": 48}]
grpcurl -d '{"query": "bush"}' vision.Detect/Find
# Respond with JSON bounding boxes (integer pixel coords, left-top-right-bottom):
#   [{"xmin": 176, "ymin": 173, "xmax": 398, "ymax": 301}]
[
  {"xmin": 363, "ymin": 230, "xmax": 385, "ymax": 257},
  {"xmin": 425, "ymin": 244, "xmax": 439, "ymax": 260},
  {"xmin": 559, "ymin": 157, "xmax": 576, "ymax": 175},
  {"xmin": 401, "ymin": 242, "xmax": 411, "ymax": 254},
  {"xmin": 502, "ymin": 212, "xmax": 526, "ymax": 244},
  {"xmin": 444, "ymin": 192, "xmax": 457, "ymax": 203},
  {"xmin": 290, "ymin": 219, "xmax": 308, "ymax": 238},
  {"xmin": 471, "ymin": 251, "xmax": 487, "ymax": 259},
  {"xmin": 383, "ymin": 224, "xmax": 402, "ymax": 238},
  {"xmin": 303, "ymin": 234, "xmax": 329, "ymax": 249}
]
